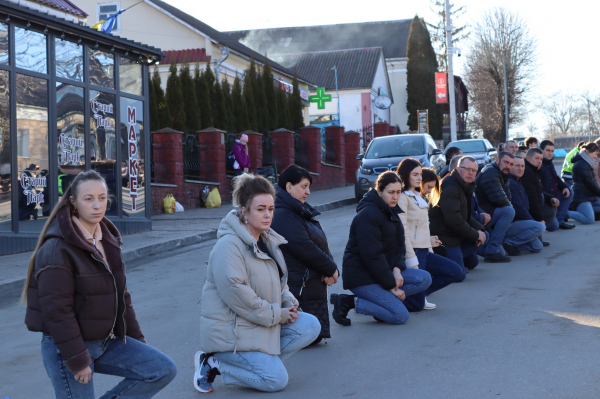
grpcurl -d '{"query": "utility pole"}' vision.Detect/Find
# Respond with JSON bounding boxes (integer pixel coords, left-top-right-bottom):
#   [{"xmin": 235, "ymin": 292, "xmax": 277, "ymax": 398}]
[
  {"xmin": 502, "ymin": 50, "xmax": 509, "ymax": 142},
  {"xmin": 331, "ymin": 66, "xmax": 340, "ymax": 124},
  {"xmin": 445, "ymin": 0, "xmax": 457, "ymax": 142}
]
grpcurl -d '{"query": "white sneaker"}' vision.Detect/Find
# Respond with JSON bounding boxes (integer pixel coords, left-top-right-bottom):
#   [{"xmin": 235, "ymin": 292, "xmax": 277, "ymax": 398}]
[{"xmin": 424, "ymin": 298, "xmax": 436, "ymax": 310}]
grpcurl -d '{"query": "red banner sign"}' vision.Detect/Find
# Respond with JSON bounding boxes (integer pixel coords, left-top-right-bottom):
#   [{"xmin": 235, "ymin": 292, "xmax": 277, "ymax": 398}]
[{"xmin": 435, "ymin": 72, "xmax": 447, "ymax": 104}]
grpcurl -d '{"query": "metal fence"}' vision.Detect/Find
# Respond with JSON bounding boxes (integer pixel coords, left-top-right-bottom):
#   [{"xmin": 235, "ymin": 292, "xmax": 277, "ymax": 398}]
[
  {"xmin": 150, "ymin": 134, "xmax": 168, "ymax": 184},
  {"xmin": 182, "ymin": 131, "xmax": 210, "ymax": 181},
  {"xmin": 294, "ymin": 131, "xmax": 310, "ymax": 169},
  {"xmin": 324, "ymin": 129, "xmax": 338, "ymax": 164},
  {"xmin": 262, "ymin": 131, "xmax": 274, "ymax": 167},
  {"xmin": 356, "ymin": 125, "xmax": 373, "ymax": 151}
]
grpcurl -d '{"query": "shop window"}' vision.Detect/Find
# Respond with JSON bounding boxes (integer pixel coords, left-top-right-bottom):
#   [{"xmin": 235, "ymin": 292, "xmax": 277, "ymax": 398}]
[
  {"xmin": 55, "ymin": 40, "xmax": 83, "ymax": 82},
  {"xmin": 0, "ymin": 23, "xmax": 8, "ymax": 65},
  {"xmin": 0, "ymin": 70, "xmax": 9, "ymax": 231},
  {"xmin": 90, "ymin": 90, "xmax": 118, "ymax": 215},
  {"xmin": 15, "ymin": 27, "xmax": 47, "ymax": 74},
  {"xmin": 16, "ymin": 74, "xmax": 48, "ymax": 231},
  {"xmin": 120, "ymin": 97, "xmax": 144, "ymax": 216},
  {"xmin": 119, "ymin": 58, "xmax": 142, "ymax": 96},
  {"xmin": 97, "ymin": 2, "xmax": 121, "ymax": 34},
  {"xmin": 56, "ymin": 84, "xmax": 85, "ymax": 203},
  {"xmin": 89, "ymin": 49, "xmax": 114, "ymax": 89}
]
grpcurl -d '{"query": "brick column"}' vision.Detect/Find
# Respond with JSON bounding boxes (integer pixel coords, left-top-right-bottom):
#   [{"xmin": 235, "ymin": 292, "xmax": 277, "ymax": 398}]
[
  {"xmin": 198, "ymin": 127, "xmax": 226, "ymax": 186},
  {"xmin": 374, "ymin": 121, "xmax": 390, "ymax": 138},
  {"xmin": 240, "ymin": 130, "xmax": 262, "ymax": 172},
  {"xmin": 325, "ymin": 125, "xmax": 345, "ymax": 167},
  {"xmin": 151, "ymin": 127, "xmax": 183, "ymax": 191},
  {"xmin": 299, "ymin": 125, "xmax": 322, "ymax": 174},
  {"xmin": 271, "ymin": 128, "xmax": 295, "ymax": 173},
  {"xmin": 389, "ymin": 125, "xmax": 396, "ymax": 135},
  {"xmin": 345, "ymin": 131, "xmax": 360, "ymax": 184}
]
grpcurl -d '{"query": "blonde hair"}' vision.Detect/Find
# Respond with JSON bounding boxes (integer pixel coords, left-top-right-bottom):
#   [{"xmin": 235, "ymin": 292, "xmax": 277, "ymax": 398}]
[
  {"xmin": 231, "ymin": 173, "xmax": 275, "ymax": 222},
  {"xmin": 21, "ymin": 170, "xmax": 109, "ymax": 303}
]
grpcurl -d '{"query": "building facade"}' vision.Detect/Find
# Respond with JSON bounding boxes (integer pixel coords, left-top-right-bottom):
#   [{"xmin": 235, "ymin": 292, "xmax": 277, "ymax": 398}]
[{"xmin": 0, "ymin": 1, "xmax": 162, "ymax": 255}]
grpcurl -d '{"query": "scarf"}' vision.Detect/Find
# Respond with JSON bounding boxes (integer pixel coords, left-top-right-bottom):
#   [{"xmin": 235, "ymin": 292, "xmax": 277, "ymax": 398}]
[{"xmin": 580, "ymin": 150, "xmax": 600, "ymax": 187}]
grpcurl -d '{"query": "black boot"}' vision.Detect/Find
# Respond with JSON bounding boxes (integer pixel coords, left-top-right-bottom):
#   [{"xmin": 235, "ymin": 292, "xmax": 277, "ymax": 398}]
[{"xmin": 330, "ymin": 294, "xmax": 355, "ymax": 326}]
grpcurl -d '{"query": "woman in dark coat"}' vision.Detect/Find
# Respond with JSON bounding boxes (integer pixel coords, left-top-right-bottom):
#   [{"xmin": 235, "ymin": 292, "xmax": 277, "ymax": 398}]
[
  {"xmin": 271, "ymin": 165, "xmax": 338, "ymax": 344},
  {"xmin": 568, "ymin": 142, "xmax": 600, "ymax": 224},
  {"xmin": 331, "ymin": 171, "xmax": 432, "ymax": 326}
]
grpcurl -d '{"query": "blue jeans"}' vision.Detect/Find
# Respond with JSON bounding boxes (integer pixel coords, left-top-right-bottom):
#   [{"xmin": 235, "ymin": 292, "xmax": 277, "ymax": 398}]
[
  {"xmin": 213, "ymin": 312, "xmax": 320, "ymax": 392},
  {"xmin": 504, "ymin": 220, "xmax": 545, "ymax": 253},
  {"xmin": 485, "ymin": 206, "xmax": 515, "ymax": 255},
  {"xmin": 568, "ymin": 200, "xmax": 600, "ymax": 224},
  {"xmin": 41, "ymin": 335, "xmax": 177, "ymax": 399},
  {"xmin": 547, "ymin": 188, "xmax": 574, "ymax": 231},
  {"xmin": 445, "ymin": 234, "xmax": 485, "ymax": 273},
  {"xmin": 349, "ymin": 268, "xmax": 432, "ymax": 324},
  {"xmin": 404, "ymin": 249, "xmax": 464, "ymax": 311}
]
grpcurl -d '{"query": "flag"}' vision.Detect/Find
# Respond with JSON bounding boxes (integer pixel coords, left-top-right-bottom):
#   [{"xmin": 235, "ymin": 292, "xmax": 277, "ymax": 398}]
[{"xmin": 91, "ymin": 9, "xmax": 125, "ymax": 33}]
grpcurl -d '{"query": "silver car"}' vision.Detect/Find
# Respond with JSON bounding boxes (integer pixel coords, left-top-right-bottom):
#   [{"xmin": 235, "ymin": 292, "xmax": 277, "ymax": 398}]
[
  {"xmin": 355, "ymin": 134, "xmax": 445, "ymax": 200},
  {"xmin": 445, "ymin": 139, "xmax": 498, "ymax": 169}
]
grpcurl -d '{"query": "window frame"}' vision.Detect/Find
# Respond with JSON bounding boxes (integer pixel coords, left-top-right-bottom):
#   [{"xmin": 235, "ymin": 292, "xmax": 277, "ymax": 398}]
[{"xmin": 96, "ymin": 1, "xmax": 121, "ymax": 34}]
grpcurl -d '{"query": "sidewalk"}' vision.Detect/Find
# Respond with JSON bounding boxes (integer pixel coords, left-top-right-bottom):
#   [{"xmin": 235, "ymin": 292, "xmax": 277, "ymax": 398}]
[{"xmin": 0, "ymin": 185, "xmax": 356, "ymax": 304}]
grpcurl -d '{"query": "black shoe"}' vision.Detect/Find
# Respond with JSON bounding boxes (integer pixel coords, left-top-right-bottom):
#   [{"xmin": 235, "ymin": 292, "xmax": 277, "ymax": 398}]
[
  {"xmin": 502, "ymin": 243, "xmax": 521, "ymax": 256},
  {"xmin": 543, "ymin": 241, "xmax": 550, "ymax": 247},
  {"xmin": 330, "ymin": 293, "xmax": 355, "ymax": 326},
  {"xmin": 484, "ymin": 253, "xmax": 511, "ymax": 263},
  {"xmin": 559, "ymin": 222, "xmax": 575, "ymax": 230}
]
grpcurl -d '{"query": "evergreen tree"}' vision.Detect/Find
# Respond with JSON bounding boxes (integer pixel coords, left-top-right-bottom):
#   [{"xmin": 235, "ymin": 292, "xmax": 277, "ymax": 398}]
[
  {"xmin": 165, "ymin": 62, "xmax": 186, "ymax": 132},
  {"xmin": 220, "ymin": 78, "xmax": 235, "ymax": 132},
  {"xmin": 244, "ymin": 62, "xmax": 258, "ymax": 131},
  {"xmin": 149, "ymin": 71, "xmax": 159, "ymax": 132},
  {"xmin": 405, "ymin": 16, "xmax": 442, "ymax": 139},
  {"xmin": 276, "ymin": 89, "xmax": 291, "ymax": 130},
  {"xmin": 153, "ymin": 67, "xmax": 171, "ymax": 129},
  {"xmin": 212, "ymin": 78, "xmax": 229, "ymax": 130},
  {"xmin": 262, "ymin": 58, "xmax": 279, "ymax": 130},
  {"xmin": 254, "ymin": 65, "xmax": 268, "ymax": 132},
  {"xmin": 194, "ymin": 64, "xmax": 213, "ymax": 128},
  {"xmin": 179, "ymin": 63, "xmax": 201, "ymax": 133},
  {"xmin": 289, "ymin": 70, "xmax": 304, "ymax": 131},
  {"xmin": 232, "ymin": 76, "xmax": 249, "ymax": 133}
]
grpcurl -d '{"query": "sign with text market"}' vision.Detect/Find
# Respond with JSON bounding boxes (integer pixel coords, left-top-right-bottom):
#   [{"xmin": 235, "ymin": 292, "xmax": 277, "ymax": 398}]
[{"xmin": 435, "ymin": 72, "xmax": 447, "ymax": 104}]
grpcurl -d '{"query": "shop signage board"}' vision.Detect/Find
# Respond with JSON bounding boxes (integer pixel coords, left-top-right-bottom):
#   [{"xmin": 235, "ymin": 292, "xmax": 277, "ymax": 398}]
[
  {"xmin": 309, "ymin": 87, "xmax": 332, "ymax": 110},
  {"xmin": 20, "ymin": 173, "xmax": 46, "ymax": 205},
  {"xmin": 435, "ymin": 72, "xmax": 447, "ymax": 104},
  {"xmin": 127, "ymin": 106, "xmax": 139, "ymax": 211},
  {"xmin": 418, "ymin": 109, "xmax": 429, "ymax": 133}
]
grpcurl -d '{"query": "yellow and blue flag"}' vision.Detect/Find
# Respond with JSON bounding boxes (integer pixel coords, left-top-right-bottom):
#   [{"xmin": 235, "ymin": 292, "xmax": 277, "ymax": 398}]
[{"xmin": 91, "ymin": 9, "xmax": 125, "ymax": 33}]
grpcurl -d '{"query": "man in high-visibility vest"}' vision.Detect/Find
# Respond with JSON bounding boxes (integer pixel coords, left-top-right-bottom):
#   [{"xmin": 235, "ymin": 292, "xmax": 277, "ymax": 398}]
[{"xmin": 562, "ymin": 141, "xmax": 585, "ymax": 188}]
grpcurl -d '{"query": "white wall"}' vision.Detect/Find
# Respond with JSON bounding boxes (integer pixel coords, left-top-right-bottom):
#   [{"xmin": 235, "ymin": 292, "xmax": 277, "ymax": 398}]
[
  {"xmin": 386, "ymin": 59, "xmax": 408, "ymax": 132},
  {"xmin": 308, "ymin": 89, "xmax": 368, "ymax": 132}
]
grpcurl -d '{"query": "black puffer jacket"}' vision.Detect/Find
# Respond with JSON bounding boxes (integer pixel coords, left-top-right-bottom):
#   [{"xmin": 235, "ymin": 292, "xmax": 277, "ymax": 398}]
[
  {"xmin": 271, "ymin": 187, "xmax": 337, "ymax": 340},
  {"xmin": 342, "ymin": 189, "xmax": 406, "ymax": 291},
  {"xmin": 474, "ymin": 162, "xmax": 511, "ymax": 215},
  {"xmin": 571, "ymin": 153, "xmax": 600, "ymax": 208},
  {"xmin": 521, "ymin": 159, "xmax": 555, "ymax": 222},
  {"xmin": 429, "ymin": 169, "xmax": 484, "ymax": 248},
  {"xmin": 540, "ymin": 157, "xmax": 568, "ymax": 196}
]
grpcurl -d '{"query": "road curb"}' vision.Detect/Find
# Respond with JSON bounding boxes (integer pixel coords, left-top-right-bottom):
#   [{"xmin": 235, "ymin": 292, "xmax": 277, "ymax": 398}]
[{"xmin": 0, "ymin": 197, "xmax": 356, "ymax": 306}]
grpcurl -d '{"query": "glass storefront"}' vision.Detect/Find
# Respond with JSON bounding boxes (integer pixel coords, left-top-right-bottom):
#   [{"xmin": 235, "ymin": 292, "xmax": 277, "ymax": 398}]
[{"xmin": 0, "ymin": 12, "xmax": 158, "ymax": 251}]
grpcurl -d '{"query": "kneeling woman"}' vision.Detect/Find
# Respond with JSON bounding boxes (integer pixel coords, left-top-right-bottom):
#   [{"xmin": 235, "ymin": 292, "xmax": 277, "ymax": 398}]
[
  {"xmin": 24, "ymin": 170, "xmax": 176, "ymax": 398},
  {"xmin": 195, "ymin": 174, "xmax": 320, "ymax": 393},
  {"xmin": 568, "ymin": 142, "xmax": 600, "ymax": 224},
  {"xmin": 331, "ymin": 171, "xmax": 432, "ymax": 325},
  {"xmin": 396, "ymin": 159, "xmax": 464, "ymax": 312}
]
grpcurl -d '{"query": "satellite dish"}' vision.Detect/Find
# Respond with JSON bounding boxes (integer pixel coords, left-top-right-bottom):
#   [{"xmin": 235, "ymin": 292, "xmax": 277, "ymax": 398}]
[{"xmin": 373, "ymin": 95, "xmax": 392, "ymax": 110}]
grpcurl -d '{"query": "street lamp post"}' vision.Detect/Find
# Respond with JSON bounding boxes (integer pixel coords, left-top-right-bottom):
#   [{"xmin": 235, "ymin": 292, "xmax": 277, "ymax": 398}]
[
  {"xmin": 502, "ymin": 49, "xmax": 509, "ymax": 142},
  {"xmin": 445, "ymin": 0, "xmax": 457, "ymax": 142}
]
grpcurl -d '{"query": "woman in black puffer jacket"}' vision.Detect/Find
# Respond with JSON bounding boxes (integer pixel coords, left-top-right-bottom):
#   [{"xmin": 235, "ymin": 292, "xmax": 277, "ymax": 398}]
[
  {"xmin": 271, "ymin": 165, "xmax": 338, "ymax": 345},
  {"xmin": 568, "ymin": 142, "xmax": 600, "ymax": 224}
]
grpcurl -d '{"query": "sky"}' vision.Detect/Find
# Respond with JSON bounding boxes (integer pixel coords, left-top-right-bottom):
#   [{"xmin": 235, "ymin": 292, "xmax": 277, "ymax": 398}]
[{"xmin": 165, "ymin": 0, "xmax": 600, "ymax": 137}]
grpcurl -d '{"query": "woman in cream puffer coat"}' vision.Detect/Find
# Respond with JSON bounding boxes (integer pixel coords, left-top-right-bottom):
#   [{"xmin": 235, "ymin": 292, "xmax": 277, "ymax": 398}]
[{"xmin": 397, "ymin": 159, "xmax": 464, "ymax": 312}]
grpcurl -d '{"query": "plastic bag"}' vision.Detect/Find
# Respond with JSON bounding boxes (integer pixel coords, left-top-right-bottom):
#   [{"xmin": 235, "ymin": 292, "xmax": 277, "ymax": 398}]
[
  {"xmin": 205, "ymin": 188, "xmax": 222, "ymax": 209},
  {"xmin": 175, "ymin": 201, "xmax": 184, "ymax": 213},
  {"xmin": 163, "ymin": 194, "xmax": 176, "ymax": 213}
]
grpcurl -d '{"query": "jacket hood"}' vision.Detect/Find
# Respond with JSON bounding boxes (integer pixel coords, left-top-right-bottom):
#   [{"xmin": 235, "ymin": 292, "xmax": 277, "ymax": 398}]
[
  {"xmin": 217, "ymin": 210, "xmax": 287, "ymax": 248},
  {"xmin": 356, "ymin": 188, "xmax": 403, "ymax": 216},
  {"xmin": 44, "ymin": 205, "xmax": 122, "ymax": 257},
  {"xmin": 274, "ymin": 186, "xmax": 319, "ymax": 220},
  {"xmin": 572, "ymin": 153, "xmax": 584, "ymax": 163}
]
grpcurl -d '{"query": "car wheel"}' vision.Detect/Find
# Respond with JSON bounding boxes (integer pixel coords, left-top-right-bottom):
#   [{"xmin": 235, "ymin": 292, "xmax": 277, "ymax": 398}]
[{"xmin": 354, "ymin": 184, "xmax": 364, "ymax": 201}]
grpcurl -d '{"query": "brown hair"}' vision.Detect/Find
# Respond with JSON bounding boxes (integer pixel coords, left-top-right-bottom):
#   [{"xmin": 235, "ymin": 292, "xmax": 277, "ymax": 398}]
[
  {"xmin": 21, "ymin": 170, "xmax": 109, "ymax": 303},
  {"xmin": 582, "ymin": 142, "xmax": 600, "ymax": 154},
  {"xmin": 420, "ymin": 167, "xmax": 440, "ymax": 202},
  {"xmin": 375, "ymin": 170, "xmax": 402, "ymax": 192},
  {"xmin": 525, "ymin": 136, "xmax": 538, "ymax": 147},
  {"xmin": 396, "ymin": 158, "xmax": 421, "ymax": 191},
  {"xmin": 232, "ymin": 173, "xmax": 276, "ymax": 222}
]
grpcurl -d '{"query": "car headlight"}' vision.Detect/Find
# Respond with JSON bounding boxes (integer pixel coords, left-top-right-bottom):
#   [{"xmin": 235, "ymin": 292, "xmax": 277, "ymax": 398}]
[{"xmin": 360, "ymin": 166, "xmax": 373, "ymax": 175}]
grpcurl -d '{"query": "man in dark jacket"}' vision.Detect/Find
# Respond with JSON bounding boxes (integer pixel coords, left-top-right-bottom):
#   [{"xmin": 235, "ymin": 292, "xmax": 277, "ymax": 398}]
[
  {"xmin": 506, "ymin": 156, "xmax": 545, "ymax": 254},
  {"xmin": 429, "ymin": 156, "xmax": 487, "ymax": 270},
  {"xmin": 439, "ymin": 146, "xmax": 463, "ymax": 177},
  {"xmin": 539, "ymin": 140, "xmax": 575, "ymax": 230},
  {"xmin": 473, "ymin": 151, "xmax": 516, "ymax": 262},
  {"xmin": 522, "ymin": 148, "xmax": 556, "ymax": 226}
]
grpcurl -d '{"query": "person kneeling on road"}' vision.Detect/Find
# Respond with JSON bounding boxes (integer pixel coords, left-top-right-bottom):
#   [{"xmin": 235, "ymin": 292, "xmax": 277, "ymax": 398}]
[{"xmin": 331, "ymin": 171, "xmax": 431, "ymax": 326}]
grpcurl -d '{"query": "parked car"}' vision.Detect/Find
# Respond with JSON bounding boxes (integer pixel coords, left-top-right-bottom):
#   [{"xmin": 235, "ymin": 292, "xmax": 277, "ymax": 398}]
[
  {"xmin": 445, "ymin": 139, "xmax": 497, "ymax": 170},
  {"xmin": 355, "ymin": 134, "xmax": 445, "ymax": 200}
]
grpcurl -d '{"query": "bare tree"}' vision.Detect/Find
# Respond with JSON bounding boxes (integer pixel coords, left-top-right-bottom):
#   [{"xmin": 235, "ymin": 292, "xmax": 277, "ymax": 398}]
[
  {"xmin": 426, "ymin": 0, "xmax": 470, "ymax": 72},
  {"xmin": 525, "ymin": 119, "xmax": 537, "ymax": 136},
  {"xmin": 463, "ymin": 8, "xmax": 538, "ymax": 145},
  {"xmin": 539, "ymin": 91, "xmax": 581, "ymax": 136}
]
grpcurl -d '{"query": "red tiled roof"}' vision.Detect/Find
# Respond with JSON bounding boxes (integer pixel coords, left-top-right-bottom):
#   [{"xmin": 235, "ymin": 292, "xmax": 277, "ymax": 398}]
[
  {"xmin": 33, "ymin": 0, "xmax": 88, "ymax": 18},
  {"xmin": 159, "ymin": 48, "xmax": 211, "ymax": 65}
]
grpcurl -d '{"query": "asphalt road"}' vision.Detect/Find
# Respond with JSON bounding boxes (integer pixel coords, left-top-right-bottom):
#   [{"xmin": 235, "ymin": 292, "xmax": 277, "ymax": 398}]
[{"xmin": 2, "ymin": 205, "xmax": 600, "ymax": 399}]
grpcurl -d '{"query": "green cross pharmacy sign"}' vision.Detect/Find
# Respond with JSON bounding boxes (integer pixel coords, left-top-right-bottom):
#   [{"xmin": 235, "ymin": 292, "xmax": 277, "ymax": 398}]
[{"xmin": 309, "ymin": 87, "xmax": 332, "ymax": 109}]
